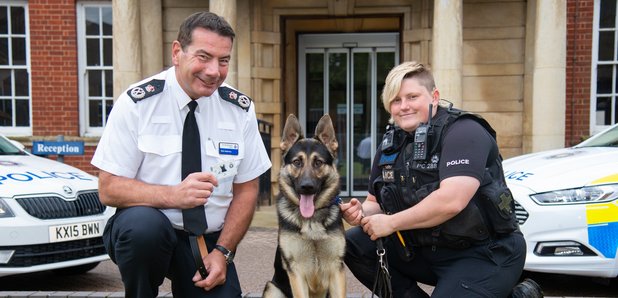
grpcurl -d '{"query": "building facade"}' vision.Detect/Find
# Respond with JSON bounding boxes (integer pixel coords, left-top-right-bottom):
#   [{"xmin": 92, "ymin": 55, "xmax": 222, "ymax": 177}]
[{"xmin": 2, "ymin": 0, "xmax": 612, "ymax": 200}]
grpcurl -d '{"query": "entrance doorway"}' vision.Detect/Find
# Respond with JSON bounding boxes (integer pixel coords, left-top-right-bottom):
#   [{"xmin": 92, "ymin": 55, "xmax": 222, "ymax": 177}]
[{"xmin": 298, "ymin": 33, "xmax": 399, "ymax": 197}]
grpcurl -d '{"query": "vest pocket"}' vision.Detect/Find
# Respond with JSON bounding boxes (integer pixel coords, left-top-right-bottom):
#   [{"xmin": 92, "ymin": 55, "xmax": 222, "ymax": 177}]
[
  {"xmin": 440, "ymin": 201, "xmax": 490, "ymax": 242},
  {"xmin": 477, "ymin": 173, "xmax": 519, "ymax": 234}
]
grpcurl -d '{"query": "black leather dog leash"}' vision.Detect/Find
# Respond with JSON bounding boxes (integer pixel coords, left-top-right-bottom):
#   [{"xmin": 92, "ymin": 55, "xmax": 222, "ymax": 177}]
[{"xmin": 189, "ymin": 234, "xmax": 209, "ymax": 279}]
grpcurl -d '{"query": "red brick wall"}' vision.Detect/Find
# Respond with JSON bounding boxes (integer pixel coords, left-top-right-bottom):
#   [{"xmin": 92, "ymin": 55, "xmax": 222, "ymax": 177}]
[
  {"xmin": 27, "ymin": 0, "xmax": 98, "ymax": 176},
  {"xmin": 27, "ymin": 145, "xmax": 99, "ymax": 175},
  {"xmin": 566, "ymin": 0, "xmax": 594, "ymax": 146},
  {"xmin": 62, "ymin": 146, "xmax": 99, "ymax": 175},
  {"xmin": 29, "ymin": 0, "xmax": 78, "ymax": 136}
]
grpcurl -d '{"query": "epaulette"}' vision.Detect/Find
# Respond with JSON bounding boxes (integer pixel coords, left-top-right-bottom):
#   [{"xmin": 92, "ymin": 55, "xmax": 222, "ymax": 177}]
[
  {"xmin": 127, "ymin": 79, "xmax": 165, "ymax": 103},
  {"xmin": 218, "ymin": 86, "xmax": 252, "ymax": 112}
]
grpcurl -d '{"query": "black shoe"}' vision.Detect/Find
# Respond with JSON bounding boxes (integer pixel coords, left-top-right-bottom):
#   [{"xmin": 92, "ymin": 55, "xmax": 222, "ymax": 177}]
[{"xmin": 511, "ymin": 278, "xmax": 544, "ymax": 298}]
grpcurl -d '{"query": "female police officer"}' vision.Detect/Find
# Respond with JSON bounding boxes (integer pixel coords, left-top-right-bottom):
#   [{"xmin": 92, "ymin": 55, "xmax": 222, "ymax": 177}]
[{"xmin": 340, "ymin": 61, "xmax": 540, "ymax": 297}]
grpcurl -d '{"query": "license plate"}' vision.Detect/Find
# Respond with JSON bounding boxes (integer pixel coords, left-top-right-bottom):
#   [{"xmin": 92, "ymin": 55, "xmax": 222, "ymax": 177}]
[{"xmin": 49, "ymin": 221, "xmax": 103, "ymax": 243}]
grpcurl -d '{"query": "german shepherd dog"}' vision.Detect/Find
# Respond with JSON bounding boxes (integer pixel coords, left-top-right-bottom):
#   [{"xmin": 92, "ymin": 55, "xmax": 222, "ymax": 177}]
[{"xmin": 263, "ymin": 114, "xmax": 346, "ymax": 298}]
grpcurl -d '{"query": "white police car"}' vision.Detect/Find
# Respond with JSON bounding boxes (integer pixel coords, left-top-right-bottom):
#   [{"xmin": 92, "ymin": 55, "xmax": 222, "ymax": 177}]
[
  {"xmin": 503, "ymin": 124, "xmax": 618, "ymax": 279},
  {"xmin": 0, "ymin": 134, "xmax": 113, "ymax": 277}
]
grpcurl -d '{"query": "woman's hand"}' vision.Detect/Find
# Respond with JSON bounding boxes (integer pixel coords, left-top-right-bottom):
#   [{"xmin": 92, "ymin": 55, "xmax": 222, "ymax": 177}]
[{"xmin": 361, "ymin": 214, "xmax": 395, "ymax": 240}]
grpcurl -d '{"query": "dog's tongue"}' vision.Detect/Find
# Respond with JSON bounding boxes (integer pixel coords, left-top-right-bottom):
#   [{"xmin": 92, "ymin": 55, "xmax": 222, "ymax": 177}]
[{"xmin": 300, "ymin": 194, "xmax": 315, "ymax": 218}]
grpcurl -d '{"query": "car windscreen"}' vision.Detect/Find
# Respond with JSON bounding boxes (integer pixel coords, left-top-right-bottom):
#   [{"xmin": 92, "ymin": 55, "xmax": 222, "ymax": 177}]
[
  {"xmin": 0, "ymin": 137, "xmax": 26, "ymax": 155},
  {"xmin": 578, "ymin": 125, "xmax": 618, "ymax": 147}
]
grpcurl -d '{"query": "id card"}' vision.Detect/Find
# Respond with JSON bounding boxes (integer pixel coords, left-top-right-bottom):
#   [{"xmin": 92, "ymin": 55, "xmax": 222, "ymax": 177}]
[
  {"xmin": 209, "ymin": 160, "xmax": 238, "ymax": 180},
  {"xmin": 219, "ymin": 142, "xmax": 239, "ymax": 155}
]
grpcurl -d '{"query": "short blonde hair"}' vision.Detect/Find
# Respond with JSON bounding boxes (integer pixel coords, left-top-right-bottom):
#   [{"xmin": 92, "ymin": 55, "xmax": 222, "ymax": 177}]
[{"xmin": 381, "ymin": 61, "xmax": 436, "ymax": 112}]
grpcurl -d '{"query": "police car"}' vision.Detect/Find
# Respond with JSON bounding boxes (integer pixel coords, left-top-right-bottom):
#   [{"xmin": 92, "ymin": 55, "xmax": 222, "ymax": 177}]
[
  {"xmin": 503, "ymin": 124, "xmax": 618, "ymax": 279},
  {"xmin": 0, "ymin": 134, "xmax": 113, "ymax": 277}
]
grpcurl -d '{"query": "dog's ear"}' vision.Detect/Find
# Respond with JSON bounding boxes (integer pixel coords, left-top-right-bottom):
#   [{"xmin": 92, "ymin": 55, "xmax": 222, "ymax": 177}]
[
  {"xmin": 315, "ymin": 114, "xmax": 338, "ymax": 157},
  {"xmin": 280, "ymin": 114, "xmax": 303, "ymax": 153}
]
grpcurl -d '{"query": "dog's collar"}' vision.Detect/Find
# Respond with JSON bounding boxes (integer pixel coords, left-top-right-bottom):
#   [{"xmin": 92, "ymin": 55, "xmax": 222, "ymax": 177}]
[{"xmin": 332, "ymin": 196, "xmax": 342, "ymax": 205}]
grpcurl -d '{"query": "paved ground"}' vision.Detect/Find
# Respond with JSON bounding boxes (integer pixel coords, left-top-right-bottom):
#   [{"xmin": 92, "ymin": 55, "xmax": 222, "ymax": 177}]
[{"xmin": 1, "ymin": 204, "xmax": 615, "ymax": 297}]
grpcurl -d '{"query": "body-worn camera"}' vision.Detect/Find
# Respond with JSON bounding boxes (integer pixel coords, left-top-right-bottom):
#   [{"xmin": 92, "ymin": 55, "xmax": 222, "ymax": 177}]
[{"xmin": 381, "ymin": 125, "xmax": 406, "ymax": 154}]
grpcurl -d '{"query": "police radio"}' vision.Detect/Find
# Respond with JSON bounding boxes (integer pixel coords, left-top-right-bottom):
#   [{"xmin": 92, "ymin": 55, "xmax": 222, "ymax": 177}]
[{"xmin": 413, "ymin": 103, "xmax": 433, "ymax": 160}]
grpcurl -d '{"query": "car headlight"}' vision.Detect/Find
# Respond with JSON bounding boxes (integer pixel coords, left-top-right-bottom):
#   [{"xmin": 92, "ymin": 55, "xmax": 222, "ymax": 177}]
[
  {"xmin": 530, "ymin": 184, "xmax": 618, "ymax": 205},
  {"xmin": 0, "ymin": 199, "xmax": 15, "ymax": 217}
]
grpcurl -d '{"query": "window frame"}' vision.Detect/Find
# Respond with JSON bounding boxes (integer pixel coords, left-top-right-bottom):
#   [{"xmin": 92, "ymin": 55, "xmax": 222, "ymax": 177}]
[
  {"xmin": 0, "ymin": 0, "xmax": 31, "ymax": 136},
  {"xmin": 591, "ymin": 0, "xmax": 618, "ymax": 134},
  {"xmin": 76, "ymin": 1, "xmax": 112, "ymax": 137}
]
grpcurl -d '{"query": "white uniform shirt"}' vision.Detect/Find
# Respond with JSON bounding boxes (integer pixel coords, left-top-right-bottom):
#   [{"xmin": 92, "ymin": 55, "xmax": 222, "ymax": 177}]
[{"xmin": 92, "ymin": 67, "xmax": 272, "ymax": 233}]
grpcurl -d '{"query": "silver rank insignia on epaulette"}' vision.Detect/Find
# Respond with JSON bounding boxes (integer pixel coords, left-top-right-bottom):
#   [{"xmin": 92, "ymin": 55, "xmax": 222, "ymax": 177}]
[
  {"xmin": 127, "ymin": 79, "xmax": 165, "ymax": 103},
  {"xmin": 218, "ymin": 86, "xmax": 252, "ymax": 112},
  {"xmin": 382, "ymin": 165, "xmax": 395, "ymax": 182}
]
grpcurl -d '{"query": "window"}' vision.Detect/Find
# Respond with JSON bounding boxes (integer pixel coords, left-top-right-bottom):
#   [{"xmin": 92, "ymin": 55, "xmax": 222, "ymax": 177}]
[
  {"xmin": 593, "ymin": 0, "xmax": 618, "ymax": 132},
  {"xmin": 77, "ymin": 2, "xmax": 112, "ymax": 136},
  {"xmin": 0, "ymin": 1, "xmax": 30, "ymax": 135}
]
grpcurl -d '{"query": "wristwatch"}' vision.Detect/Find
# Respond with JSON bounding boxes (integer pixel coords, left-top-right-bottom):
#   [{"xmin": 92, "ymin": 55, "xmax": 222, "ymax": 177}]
[{"xmin": 214, "ymin": 244, "xmax": 235, "ymax": 264}]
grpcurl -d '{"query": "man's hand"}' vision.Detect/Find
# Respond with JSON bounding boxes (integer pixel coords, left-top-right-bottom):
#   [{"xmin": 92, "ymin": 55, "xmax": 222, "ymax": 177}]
[
  {"xmin": 340, "ymin": 198, "xmax": 364, "ymax": 226},
  {"xmin": 192, "ymin": 249, "xmax": 227, "ymax": 291},
  {"xmin": 173, "ymin": 172, "xmax": 219, "ymax": 209}
]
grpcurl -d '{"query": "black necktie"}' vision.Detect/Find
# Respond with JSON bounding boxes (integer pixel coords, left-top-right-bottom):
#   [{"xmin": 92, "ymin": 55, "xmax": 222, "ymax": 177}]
[
  {"xmin": 181, "ymin": 100, "xmax": 208, "ymax": 235},
  {"xmin": 182, "ymin": 100, "xmax": 209, "ymax": 279}
]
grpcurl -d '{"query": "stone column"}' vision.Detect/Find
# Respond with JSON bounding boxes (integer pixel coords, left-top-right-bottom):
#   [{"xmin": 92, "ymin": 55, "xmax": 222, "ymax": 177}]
[
  {"xmin": 528, "ymin": 0, "xmax": 566, "ymax": 152},
  {"xmin": 210, "ymin": 0, "xmax": 238, "ymax": 87},
  {"xmin": 235, "ymin": 0, "xmax": 252, "ymax": 94},
  {"xmin": 112, "ymin": 0, "xmax": 142, "ymax": 99},
  {"xmin": 432, "ymin": 0, "xmax": 463, "ymax": 108},
  {"xmin": 140, "ymin": 0, "xmax": 163, "ymax": 77}
]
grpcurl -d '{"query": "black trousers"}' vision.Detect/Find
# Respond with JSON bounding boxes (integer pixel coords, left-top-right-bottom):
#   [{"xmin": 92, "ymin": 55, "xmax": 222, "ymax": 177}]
[
  {"xmin": 345, "ymin": 227, "xmax": 526, "ymax": 298},
  {"xmin": 103, "ymin": 206, "xmax": 242, "ymax": 298}
]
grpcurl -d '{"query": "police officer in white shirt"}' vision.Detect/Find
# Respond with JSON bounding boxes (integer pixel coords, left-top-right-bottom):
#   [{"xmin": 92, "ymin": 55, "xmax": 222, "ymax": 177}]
[{"xmin": 91, "ymin": 12, "xmax": 271, "ymax": 298}]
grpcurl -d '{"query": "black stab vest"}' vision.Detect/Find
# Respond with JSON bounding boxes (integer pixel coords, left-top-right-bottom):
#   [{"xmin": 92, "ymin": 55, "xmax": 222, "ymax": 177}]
[{"xmin": 374, "ymin": 107, "xmax": 519, "ymax": 250}]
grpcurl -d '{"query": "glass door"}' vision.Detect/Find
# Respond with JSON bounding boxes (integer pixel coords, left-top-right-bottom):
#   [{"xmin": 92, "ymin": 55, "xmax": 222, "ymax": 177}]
[{"xmin": 298, "ymin": 33, "xmax": 398, "ymax": 197}]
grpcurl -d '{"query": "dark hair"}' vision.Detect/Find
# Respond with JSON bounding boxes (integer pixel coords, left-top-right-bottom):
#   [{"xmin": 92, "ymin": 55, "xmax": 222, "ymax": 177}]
[
  {"xmin": 402, "ymin": 64, "xmax": 436, "ymax": 92},
  {"xmin": 176, "ymin": 12, "xmax": 235, "ymax": 49}
]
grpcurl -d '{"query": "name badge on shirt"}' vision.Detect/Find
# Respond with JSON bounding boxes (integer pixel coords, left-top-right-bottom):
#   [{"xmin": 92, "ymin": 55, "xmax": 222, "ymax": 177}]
[{"xmin": 219, "ymin": 142, "xmax": 239, "ymax": 155}]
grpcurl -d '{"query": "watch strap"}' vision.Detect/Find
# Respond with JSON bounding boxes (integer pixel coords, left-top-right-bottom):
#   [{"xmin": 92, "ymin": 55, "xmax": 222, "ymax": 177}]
[{"xmin": 214, "ymin": 244, "xmax": 234, "ymax": 264}]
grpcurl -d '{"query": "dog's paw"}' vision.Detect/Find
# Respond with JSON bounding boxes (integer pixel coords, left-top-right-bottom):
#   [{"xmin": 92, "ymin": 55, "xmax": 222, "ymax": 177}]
[{"xmin": 263, "ymin": 281, "xmax": 288, "ymax": 298}]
